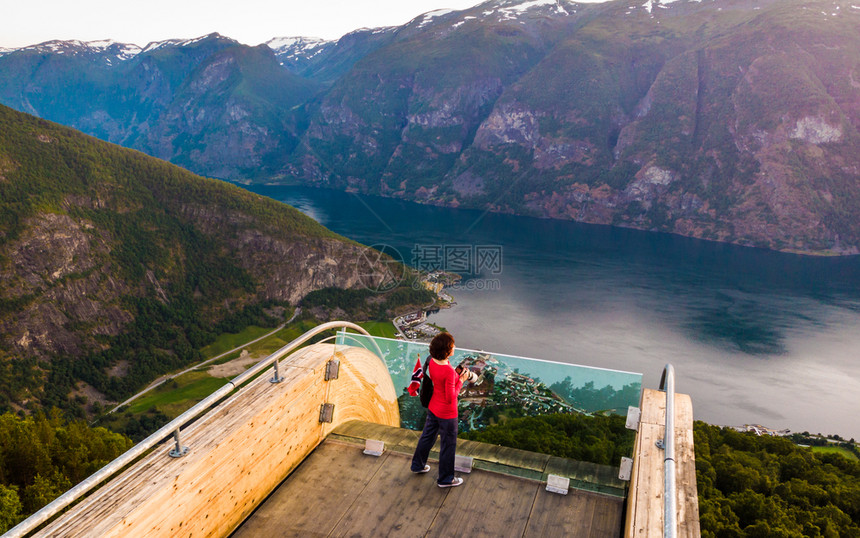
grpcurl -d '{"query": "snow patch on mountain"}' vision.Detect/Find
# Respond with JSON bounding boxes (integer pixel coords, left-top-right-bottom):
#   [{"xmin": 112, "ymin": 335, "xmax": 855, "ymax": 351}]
[
  {"xmin": 267, "ymin": 37, "xmax": 327, "ymax": 50},
  {"xmin": 480, "ymin": 0, "xmax": 575, "ymax": 21},
  {"xmin": 266, "ymin": 36, "xmax": 336, "ymax": 66},
  {"xmin": 85, "ymin": 39, "xmax": 118, "ymax": 49},
  {"xmin": 88, "ymin": 40, "xmax": 142, "ymax": 60},
  {"xmin": 5, "ymin": 39, "xmax": 143, "ymax": 62},
  {"xmin": 182, "ymin": 35, "xmax": 210, "ymax": 46},
  {"xmin": 416, "ymin": 8, "xmax": 455, "ymax": 28},
  {"xmin": 141, "ymin": 34, "xmax": 234, "ymax": 54},
  {"xmin": 634, "ymin": 0, "xmax": 705, "ymax": 14},
  {"xmin": 508, "ymin": 0, "xmax": 568, "ymax": 14},
  {"xmin": 142, "ymin": 39, "xmax": 185, "ymax": 53}
]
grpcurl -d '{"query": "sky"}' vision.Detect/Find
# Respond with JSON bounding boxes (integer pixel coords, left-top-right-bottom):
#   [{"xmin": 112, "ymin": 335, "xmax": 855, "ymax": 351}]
[{"xmin": 0, "ymin": 0, "xmax": 491, "ymax": 49}]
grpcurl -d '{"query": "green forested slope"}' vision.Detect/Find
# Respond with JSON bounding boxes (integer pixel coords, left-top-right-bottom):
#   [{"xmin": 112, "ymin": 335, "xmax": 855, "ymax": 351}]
[
  {"xmin": 0, "ymin": 411, "xmax": 133, "ymax": 532},
  {"xmin": 0, "ymin": 105, "xmax": 394, "ymax": 414},
  {"xmin": 695, "ymin": 422, "xmax": 860, "ymax": 537}
]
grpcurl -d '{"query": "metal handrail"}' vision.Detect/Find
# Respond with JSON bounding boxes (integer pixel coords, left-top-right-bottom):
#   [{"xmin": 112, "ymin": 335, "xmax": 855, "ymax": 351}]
[
  {"xmin": 4, "ymin": 321, "xmax": 373, "ymax": 538},
  {"xmin": 659, "ymin": 364, "xmax": 677, "ymax": 538}
]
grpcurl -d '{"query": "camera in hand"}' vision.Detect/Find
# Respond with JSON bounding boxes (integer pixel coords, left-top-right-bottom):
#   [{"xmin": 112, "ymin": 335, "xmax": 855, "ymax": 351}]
[{"xmin": 455, "ymin": 365, "xmax": 479, "ymax": 384}]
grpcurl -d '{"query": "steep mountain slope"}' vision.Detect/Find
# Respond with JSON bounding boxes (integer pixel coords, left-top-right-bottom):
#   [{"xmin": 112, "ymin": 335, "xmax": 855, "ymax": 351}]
[
  {"xmin": 293, "ymin": 1, "xmax": 581, "ymax": 195},
  {"xmin": 2, "ymin": 0, "xmax": 860, "ymax": 253},
  {"xmin": 0, "ymin": 105, "xmax": 394, "ymax": 410},
  {"xmin": 0, "ymin": 34, "xmax": 318, "ymax": 181},
  {"xmin": 293, "ymin": 0, "xmax": 860, "ymax": 253}
]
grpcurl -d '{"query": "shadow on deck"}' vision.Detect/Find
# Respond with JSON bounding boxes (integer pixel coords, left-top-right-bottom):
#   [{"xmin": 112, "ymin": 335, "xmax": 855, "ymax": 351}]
[{"xmin": 233, "ymin": 421, "xmax": 626, "ymax": 537}]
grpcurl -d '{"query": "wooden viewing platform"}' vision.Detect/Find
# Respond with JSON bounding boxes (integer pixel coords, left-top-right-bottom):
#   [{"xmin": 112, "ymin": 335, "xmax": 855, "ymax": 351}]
[
  {"xmin": 233, "ymin": 420, "xmax": 626, "ymax": 537},
  {"xmin": 15, "ymin": 337, "xmax": 700, "ymax": 538}
]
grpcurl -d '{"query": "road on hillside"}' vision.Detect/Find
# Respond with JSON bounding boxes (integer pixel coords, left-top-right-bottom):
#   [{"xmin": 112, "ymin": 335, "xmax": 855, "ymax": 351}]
[{"xmin": 107, "ymin": 308, "xmax": 301, "ymax": 414}]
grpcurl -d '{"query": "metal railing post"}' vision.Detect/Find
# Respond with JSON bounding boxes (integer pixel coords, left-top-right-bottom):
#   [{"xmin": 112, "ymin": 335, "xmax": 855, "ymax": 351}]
[
  {"xmin": 168, "ymin": 428, "xmax": 189, "ymax": 458},
  {"xmin": 270, "ymin": 359, "xmax": 284, "ymax": 383},
  {"xmin": 659, "ymin": 364, "xmax": 677, "ymax": 538}
]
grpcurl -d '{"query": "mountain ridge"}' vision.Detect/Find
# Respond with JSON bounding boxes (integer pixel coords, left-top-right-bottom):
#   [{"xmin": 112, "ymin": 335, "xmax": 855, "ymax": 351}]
[{"xmin": 1, "ymin": 0, "xmax": 859, "ymax": 254}]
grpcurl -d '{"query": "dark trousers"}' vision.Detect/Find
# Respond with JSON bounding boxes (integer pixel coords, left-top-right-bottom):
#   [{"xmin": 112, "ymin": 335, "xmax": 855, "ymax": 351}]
[{"xmin": 411, "ymin": 410, "xmax": 458, "ymax": 485}]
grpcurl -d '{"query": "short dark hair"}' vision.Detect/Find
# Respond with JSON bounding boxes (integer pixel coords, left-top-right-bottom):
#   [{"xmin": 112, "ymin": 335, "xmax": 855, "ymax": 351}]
[{"xmin": 429, "ymin": 332, "xmax": 455, "ymax": 360}]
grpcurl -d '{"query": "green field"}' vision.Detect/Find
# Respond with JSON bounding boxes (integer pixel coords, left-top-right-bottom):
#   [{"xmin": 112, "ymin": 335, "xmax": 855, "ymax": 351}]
[
  {"xmin": 127, "ymin": 371, "xmax": 228, "ymax": 417},
  {"xmin": 199, "ymin": 325, "xmax": 278, "ymax": 359},
  {"xmin": 811, "ymin": 445, "xmax": 859, "ymax": 461},
  {"xmin": 359, "ymin": 321, "xmax": 398, "ymax": 339}
]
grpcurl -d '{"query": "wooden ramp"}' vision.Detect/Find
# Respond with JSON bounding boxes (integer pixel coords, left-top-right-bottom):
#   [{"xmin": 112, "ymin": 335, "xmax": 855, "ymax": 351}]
[{"xmin": 232, "ymin": 421, "xmax": 625, "ymax": 538}]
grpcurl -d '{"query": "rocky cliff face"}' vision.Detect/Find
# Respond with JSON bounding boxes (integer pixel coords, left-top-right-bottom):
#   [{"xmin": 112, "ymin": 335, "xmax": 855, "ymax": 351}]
[
  {"xmin": 2, "ymin": 0, "xmax": 860, "ymax": 254},
  {"xmin": 0, "ymin": 212, "xmax": 132, "ymax": 358}
]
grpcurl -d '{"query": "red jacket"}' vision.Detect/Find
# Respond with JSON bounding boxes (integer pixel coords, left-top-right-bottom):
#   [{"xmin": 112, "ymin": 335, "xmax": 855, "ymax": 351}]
[{"xmin": 428, "ymin": 359, "xmax": 462, "ymax": 419}]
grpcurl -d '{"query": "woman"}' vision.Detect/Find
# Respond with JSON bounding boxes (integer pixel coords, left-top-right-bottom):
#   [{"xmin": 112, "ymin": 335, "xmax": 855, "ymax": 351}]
[{"xmin": 410, "ymin": 332, "xmax": 470, "ymax": 488}]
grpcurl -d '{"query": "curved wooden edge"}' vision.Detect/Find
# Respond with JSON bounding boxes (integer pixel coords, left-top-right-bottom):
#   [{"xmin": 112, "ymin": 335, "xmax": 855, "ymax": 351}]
[
  {"xmin": 34, "ymin": 343, "xmax": 399, "ymax": 538},
  {"xmin": 325, "ymin": 344, "xmax": 400, "ymax": 435}
]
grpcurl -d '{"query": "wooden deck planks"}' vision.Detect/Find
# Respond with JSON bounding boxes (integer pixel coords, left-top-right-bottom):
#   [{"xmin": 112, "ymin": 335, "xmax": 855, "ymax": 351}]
[
  {"xmin": 232, "ymin": 441, "xmax": 390, "ymax": 537},
  {"xmin": 426, "ymin": 464, "xmax": 540, "ymax": 538},
  {"xmin": 524, "ymin": 488, "xmax": 624, "ymax": 538},
  {"xmin": 333, "ymin": 420, "xmax": 422, "ymax": 454},
  {"xmin": 329, "ymin": 445, "xmax": 450, "ymax": 536},
  {"xmin": 235, "ymin": 422, "xmax": 629, "ymax": 537}
]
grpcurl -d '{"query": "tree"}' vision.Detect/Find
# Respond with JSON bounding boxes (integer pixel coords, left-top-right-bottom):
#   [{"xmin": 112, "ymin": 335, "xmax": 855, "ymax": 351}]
[
  {"xmin": 695, "ymin": 422, "xmax": 860, "ymax": 537},
  {"xmin": 0, "ymin": 484, "xmax": 22, "ymax": 532},
  {"xmin": 0, "ymin": 412, "xmax": 132, "ymax": 530}
]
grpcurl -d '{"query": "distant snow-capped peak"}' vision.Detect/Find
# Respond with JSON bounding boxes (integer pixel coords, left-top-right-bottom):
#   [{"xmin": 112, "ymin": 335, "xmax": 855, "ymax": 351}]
[
  {"xmin": 482, "ymin": 0, "xmax": 576, "ymax": 16},
  {"xmin": 266, "ymin": 36, "xmax": 330, "ymax": 51},
  {"xmin": 5, "ymin": 39, "xmax": 143, "ymax": 62},
  {"xmin": 421, "ymin": 0, "xmax": 580, "ymax": 28},
  {"xmin": 0, "ymin": 33, "xmax": 241, "ymax": 64},
  {"xmin": 141, "ymin": 33, "xmax": 237, "ymax": 54},
  {"xmin": 265, "ymin": 36, "xmax": 337, "ymax": 66},
  {"xmin": 85, "ymin": 40, "xmax": 142, "ymax": 60},
  {"xmin": 411, "ymin": 8, "xmax": 457, "ymax": 28}
]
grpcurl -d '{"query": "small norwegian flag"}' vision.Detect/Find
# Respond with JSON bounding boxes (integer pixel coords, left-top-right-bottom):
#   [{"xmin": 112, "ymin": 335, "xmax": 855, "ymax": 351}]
[{"xmin": 407, "ymin": 355, "xmax": 423, "ymax": 396}]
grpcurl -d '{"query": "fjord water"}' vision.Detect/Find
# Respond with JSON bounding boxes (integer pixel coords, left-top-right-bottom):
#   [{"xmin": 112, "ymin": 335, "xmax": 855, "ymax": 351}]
[{"xmin": 248, "ymin": 185, "xmax": 860, "ymax": 439}]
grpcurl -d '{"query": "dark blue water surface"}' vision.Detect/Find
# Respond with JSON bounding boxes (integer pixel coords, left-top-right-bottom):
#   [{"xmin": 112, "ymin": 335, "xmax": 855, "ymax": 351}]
[{"xmin": 246, "ymin": 185, "xmax": 860, "ymax": 438}]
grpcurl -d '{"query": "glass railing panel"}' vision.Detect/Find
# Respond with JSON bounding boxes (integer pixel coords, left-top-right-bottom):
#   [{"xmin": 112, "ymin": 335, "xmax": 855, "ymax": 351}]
[{"xmin": 336, "ymin": 331, "xmax": 642, "ymax": 433}]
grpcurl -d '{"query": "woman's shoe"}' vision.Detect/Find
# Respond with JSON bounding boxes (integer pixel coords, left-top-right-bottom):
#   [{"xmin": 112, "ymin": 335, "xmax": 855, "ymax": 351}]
[
  {"xmin": 437, "ymin": 477, "xmax": 463, "ymax": 488},
  {"xmin": 412, "ymin": 464, "xmax": 431, "ymax": 474}
]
